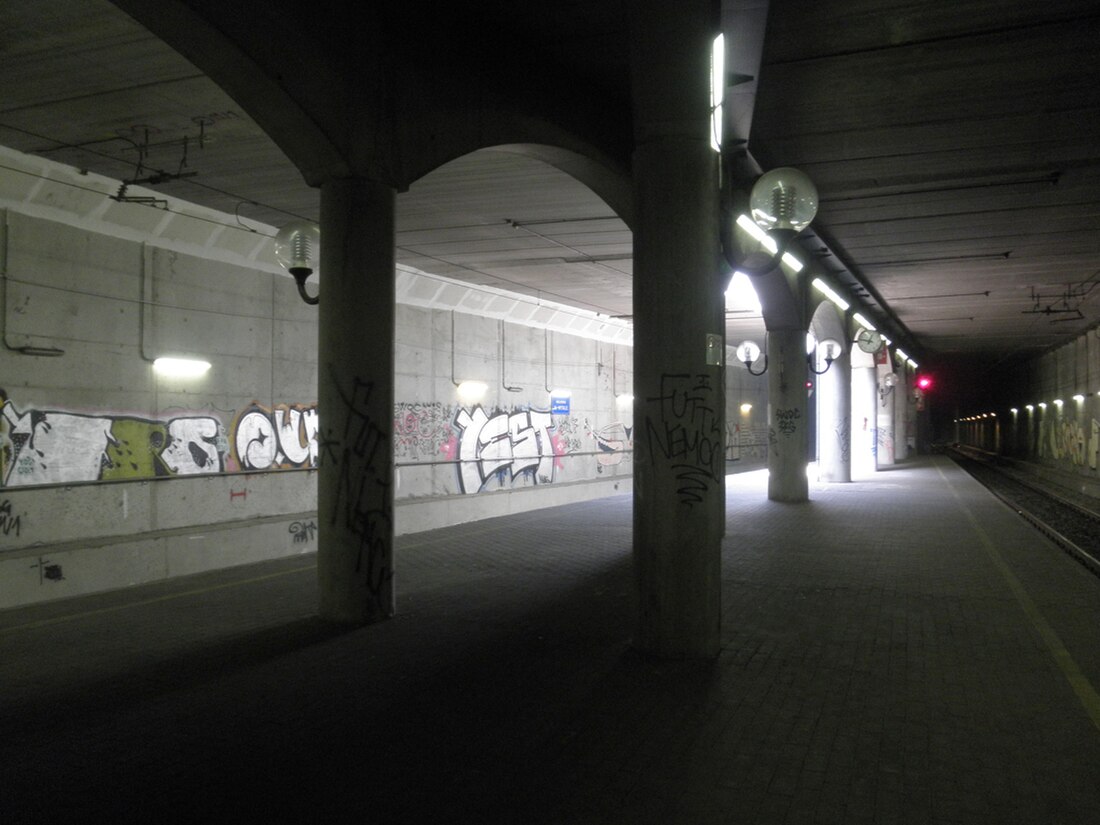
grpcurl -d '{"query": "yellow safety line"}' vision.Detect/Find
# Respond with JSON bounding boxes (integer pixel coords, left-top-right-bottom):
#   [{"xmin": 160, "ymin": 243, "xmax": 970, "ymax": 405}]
[
  {"xmin": 939, "ymin": 464, "xmax": 1100, "ymax": 733},
  {"xmin": 0, "ymin": 565, "xmax": 315, "ymax": 634}
]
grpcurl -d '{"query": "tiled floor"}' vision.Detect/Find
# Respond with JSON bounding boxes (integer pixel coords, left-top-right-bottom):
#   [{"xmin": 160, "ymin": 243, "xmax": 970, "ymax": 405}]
[{"xmin": 3, "ymin": 456, "xmax": 1099, "ymax": 823}]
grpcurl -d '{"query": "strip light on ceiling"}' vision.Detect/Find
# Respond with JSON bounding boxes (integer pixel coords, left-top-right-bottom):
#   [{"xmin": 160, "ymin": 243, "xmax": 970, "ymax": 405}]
[{"xmin": 811, "ymin": 278, "xmax": 850, "ymax": 311}]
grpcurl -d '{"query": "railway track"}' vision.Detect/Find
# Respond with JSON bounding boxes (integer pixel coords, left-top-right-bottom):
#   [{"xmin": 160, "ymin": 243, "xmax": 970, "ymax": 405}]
[{"xmin": 948, "ymin": 447, "xmax": 1100, "ymax": 577}]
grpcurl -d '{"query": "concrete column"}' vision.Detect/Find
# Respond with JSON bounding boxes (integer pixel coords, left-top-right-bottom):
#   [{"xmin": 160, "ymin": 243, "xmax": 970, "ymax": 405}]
[
  {"xmin": 630, "ymin": 0, "xmax": 723, "ymax": 658},
  {"xmin": 817, "ymin": 347, "xmax": 851, "ymax": 482},
  {"xmin": 852, "ymin": 364, "xmax": 877, "ymax": 476},
  {"xmin": 877, "ymin": 372, "xmax": 896, "ymax": 466},
  {"xmin": 317, "ymin": 178, "xmax": 397, "ymax": 624},
  {"xmin": 767, "ymin": 328, "xmax": 809, "ymax": 501},
  {"xmin": 894, "ymin": 372, "xmax": 909, "ymax": 461}
]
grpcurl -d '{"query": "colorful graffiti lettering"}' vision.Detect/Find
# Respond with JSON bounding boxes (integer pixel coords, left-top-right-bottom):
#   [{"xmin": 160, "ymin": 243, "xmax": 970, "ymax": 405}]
[
  {"xmin": 0, "ymin": 394, "xmax": 598, "ymax": 493},
  {"xmin": 1, "ymin": 399, "xmax": 223, "ymax": 487},
  {"xmin": 232, "ymin": 403, "xmax": 319, "ymax": 470},
  {"xmin": 452, "ymin": 406, "xmax": 560, "ymax": 494}
]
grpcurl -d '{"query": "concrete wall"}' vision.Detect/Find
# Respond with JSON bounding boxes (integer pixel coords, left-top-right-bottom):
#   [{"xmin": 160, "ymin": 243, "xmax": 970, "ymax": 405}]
[
  {"xmin": 960, "ymin": 329, "xmax": 1100, "ymax": 498},
  {"xmin": 0, "ymin": 176, "xmax": 767, "ymax": 607},
  {"xmin": 0, "ymin": 201, "xmax": 647, "ymax": 607}
]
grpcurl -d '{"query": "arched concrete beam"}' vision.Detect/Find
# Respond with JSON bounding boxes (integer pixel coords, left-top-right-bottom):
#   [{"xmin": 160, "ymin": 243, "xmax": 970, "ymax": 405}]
[
  {"xmin": 110, "ymin": 0, "xmax": 351, "ymax": 187},
  {"xmin": 110, "ymin": 0, "xmax": 634, "ymax": 215},
  {"xmin": 755, "ymin": 267, "xmax": 802, "ymax": 331},
  {"xmin": 809, "ymin": 295, "xmax": 847, "ymax": 347}
]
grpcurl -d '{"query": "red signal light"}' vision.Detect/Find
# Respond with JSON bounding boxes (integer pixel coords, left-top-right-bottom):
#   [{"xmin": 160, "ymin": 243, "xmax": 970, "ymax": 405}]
[{"xmin": 916, "ymin": 375, "xmax": 933, "ymax": 391}]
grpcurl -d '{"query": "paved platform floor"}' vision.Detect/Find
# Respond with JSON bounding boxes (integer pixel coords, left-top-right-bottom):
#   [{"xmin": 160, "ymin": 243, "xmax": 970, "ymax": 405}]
[{"xmin": 3, "ymin": 456, "xmax": 1100, "ymax": 824}]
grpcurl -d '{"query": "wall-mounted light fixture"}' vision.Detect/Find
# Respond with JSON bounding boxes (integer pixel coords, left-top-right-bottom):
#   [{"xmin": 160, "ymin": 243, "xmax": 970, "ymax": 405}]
[
  {"xmin": 1074, "ymin": 394, "xmax": 1085, "ymax": 403},
  {"xmin": 735, "ymin": 339, "xmax": 766, "ymax": 375},
  {"xmin": 740, "ymin": 402, "xmax": 753, "ymax": 414},
  {"xmin": 809, "ymin": 338, "xmax": 841, "ymax": 375},
  {"xmin": 275, "ymin": 220, "xmax": 320, "ymax": 305},
  {"xmin": 879, "ymin": 372, "xmax": 898, "ymax": 405},
  {"xmin": 153, "ymin": 356, "xmax": 211, "ymax": 378}
]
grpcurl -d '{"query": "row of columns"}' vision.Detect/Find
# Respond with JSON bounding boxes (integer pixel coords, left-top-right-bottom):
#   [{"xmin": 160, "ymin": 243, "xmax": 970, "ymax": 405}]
[{"xmin": 308, "ymin": 2, "xmax": 913, "ymax": 657}]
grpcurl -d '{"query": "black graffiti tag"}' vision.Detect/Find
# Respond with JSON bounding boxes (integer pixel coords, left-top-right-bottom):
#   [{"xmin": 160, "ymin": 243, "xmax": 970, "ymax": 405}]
[
  {"xmin": 0, "ymin": 499, "xmax": 22, "ymax": 539},
  {"xmin": 775, "ymin": 408, "xmax": 800, "ymax": 436},
  {"xmin": 289, "ymin": 520, "xmax": 317, "ymax": 543},
  {"xmin": 322, "ymin": 372, "xmax": 394, "ymax": 607},
  {"xmin": 643, "ymin": 374, "xmax": 723, "ymax": 505}
]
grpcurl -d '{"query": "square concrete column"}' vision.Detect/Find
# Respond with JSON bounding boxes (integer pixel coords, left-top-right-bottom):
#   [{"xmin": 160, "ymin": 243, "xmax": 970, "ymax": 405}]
[
  {"xmin": 317, "ymin": 178, "xmax": 397, "ymax": 624},
  {"xmin": 630, "ymin": 0, "xmax": 723, "ymax": 658}
]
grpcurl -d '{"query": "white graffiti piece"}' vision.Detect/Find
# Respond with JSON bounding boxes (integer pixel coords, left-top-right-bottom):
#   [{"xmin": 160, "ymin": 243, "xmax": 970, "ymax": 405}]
[
  {"xmin": 1, "ymin": 399, "xmax": 223, "ymax": 486},
  {"xmin": 233, "ymin": 403, "xmax": 319, "ymax": 470},
  {"xmin": 163, "ymin": 418, "xmax": 221, "ymax": 474},
  {"xmin": 453, "ymin": 406, "xmax": 556, "ymax": 494},
  {"xmin": 2, "ymin": 402, "xmax": 112, "ymax": 486}
]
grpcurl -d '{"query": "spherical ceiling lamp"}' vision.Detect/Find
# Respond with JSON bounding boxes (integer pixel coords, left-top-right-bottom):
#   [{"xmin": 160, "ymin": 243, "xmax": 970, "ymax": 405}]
[{"xmin": 749, "ymin": 167, "xmax": 819, "ymax": 233}]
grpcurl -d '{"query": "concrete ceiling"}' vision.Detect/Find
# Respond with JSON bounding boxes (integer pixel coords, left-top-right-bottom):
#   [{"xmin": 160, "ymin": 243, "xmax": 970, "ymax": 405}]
[{"xmin": 2, "ymin": 0, "xmax": 1098, "ymax": 375}]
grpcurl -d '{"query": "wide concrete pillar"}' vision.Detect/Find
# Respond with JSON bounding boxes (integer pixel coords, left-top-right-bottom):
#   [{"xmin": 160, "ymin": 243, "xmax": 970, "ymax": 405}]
[
  {"xmin": 317, "ymin": 178, "xmax": 397, "ymax": 624},
  {"xmin": 766, "ymin": 328, "xmax": 810, "ymax": 501},
  {"xmin": 817, "ymin": 346, "xmax": 851, "ymax": 482},
  {"xmin": 630, "ymin": 0, "xmax": 723, "ymax": 658},
  {"xmin": 852, "ymin": 364, "xmax": 877, "ymax": 476}
]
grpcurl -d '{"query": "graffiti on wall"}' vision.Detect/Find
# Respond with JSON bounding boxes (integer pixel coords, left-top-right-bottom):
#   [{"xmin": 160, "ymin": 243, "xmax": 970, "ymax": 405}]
[
  {"xmin": 1040, "ymin": 415, "xmax": 1100, "ymax": 469},
  {"xmin": 1, "ymin": 498, "xmax": 21, "ymax": 538},
  {"xmin": 318, "ymin": 372, "xmax": 392, "ymax": 609},
  {"xmin": 642, "ymin": 373, "xmax": 723, "ymax": 505},
  {"xmin": 232, "ymin": 403, "xmax": 319, "ymax": 471},
  {"xmin": 1, "ymin": 397, "xmax": 223, "ymax": 487},
  {"xmin": 394, "ymin": 402, "xmax": 453, "ymax": 461},
  {"xmin": 586, "ymin": 420, "xmax": 632, "ymax": 471},
  {"xmin": 836, "ymin": 416, "xmax": 851, "ymax": 462},
  {"xmin": 451, "ymin": 406, "xmax": 564, "ymax": 494},
  {"xmin": 0, "ymin": 393, "xmax": 619, "ymax": 495}
]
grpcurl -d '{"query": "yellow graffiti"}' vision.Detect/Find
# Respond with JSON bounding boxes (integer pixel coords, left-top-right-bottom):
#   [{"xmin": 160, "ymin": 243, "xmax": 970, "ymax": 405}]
[{"xmin": 101, "ymin": 419, "xmax": 171, "ymax": 480}]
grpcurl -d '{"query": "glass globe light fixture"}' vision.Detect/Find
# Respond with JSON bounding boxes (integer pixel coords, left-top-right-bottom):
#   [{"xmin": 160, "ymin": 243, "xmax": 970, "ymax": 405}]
[
  {"xmin": 736, "ymin": 339, "xmax": 767, "ymax": 375},
  {"xmin": 809, "ymin": 337, "xmax": 841, "ymax": 374},
  {"xmin": 275, "ymin": 220, "xmax": 320, "ymax": 304},
  {"xmin": 749, "ymin": 167, "xmax": 819, "ymax": 234}
]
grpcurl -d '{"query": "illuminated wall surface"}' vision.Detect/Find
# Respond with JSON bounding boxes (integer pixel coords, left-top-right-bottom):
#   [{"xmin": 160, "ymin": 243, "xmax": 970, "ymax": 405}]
[
  {"xmin": 0, "ymin": 177, "xmax": 768, "ymax": 604},
  {"xmin": 0, "ymin": 210, "xmax": 644, "ymax": 499}
]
